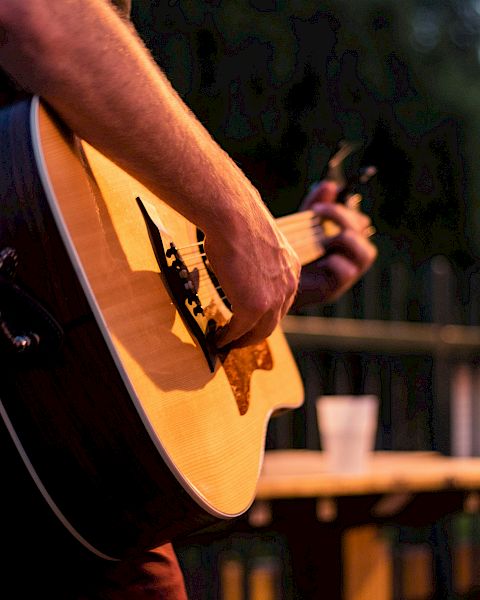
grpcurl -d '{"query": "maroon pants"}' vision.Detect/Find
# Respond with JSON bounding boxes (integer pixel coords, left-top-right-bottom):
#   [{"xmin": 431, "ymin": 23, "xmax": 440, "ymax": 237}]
[
  {"xmin": 1, "ymin": 423, "xmax": 188, "ymax": 599},
  {"xmin": 79, "ymin": 544, "xmax": 188, "ymax": 599}
]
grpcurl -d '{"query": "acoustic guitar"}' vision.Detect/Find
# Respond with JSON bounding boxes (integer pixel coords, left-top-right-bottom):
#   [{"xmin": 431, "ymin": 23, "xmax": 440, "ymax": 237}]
[{"xmin": 0, "ymin": 97, "xmax": 325, "ymax": 560}]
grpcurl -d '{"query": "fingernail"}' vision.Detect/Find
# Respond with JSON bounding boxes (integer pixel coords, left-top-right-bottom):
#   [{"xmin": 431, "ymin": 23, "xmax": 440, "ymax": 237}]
[{"xmin": 346, "ymin": 193, "xmax": 362, "ymax": 209}]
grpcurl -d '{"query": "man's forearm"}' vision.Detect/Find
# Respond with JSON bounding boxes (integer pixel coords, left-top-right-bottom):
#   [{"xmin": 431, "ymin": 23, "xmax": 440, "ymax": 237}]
[
  {"xmin": 0, "ymin": 0, "xmax": 301, "ymax": 349},
  {"xmin": 0, "ymin": 0, "xmax": 263, "ymax": 237}
]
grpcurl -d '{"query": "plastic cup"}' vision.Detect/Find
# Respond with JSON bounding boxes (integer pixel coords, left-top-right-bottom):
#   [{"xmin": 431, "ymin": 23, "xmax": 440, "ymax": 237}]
[{"xmin": 316, "ymin": 395, "xmax": 379, "ymax": 474}]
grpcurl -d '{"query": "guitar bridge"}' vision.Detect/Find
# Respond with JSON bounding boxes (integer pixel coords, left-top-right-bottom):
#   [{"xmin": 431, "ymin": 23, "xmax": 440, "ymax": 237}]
[{"xmin": 136, "ymin": 197, "xmax": 217, "ymax": 372}]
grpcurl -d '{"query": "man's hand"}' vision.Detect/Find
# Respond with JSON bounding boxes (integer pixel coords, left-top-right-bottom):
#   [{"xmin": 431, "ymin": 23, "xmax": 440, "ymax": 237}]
[
  {"xmin": 210, "ymin": 193, "xmax": 301, "ymax": 349},
  {"xmin": 292, "ymin": 180, "xmax": 377, "ymax": 309}
]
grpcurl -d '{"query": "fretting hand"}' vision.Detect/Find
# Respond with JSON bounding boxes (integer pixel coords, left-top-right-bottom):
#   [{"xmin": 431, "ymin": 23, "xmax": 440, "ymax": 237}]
[{"xmin": 292, "ymin": 180, "xmax": 377, "ymax": 309}]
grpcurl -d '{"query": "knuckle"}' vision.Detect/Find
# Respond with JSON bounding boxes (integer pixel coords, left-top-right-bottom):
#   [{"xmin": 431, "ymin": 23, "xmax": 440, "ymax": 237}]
[
  {"xmin": 359, "ymin": 214, "xmax": 371, "ymax": 227},
  {"xmin": 244, "ymin": 295, "xmax": 270, "ymax": 316},
  {"xmin": 259, "ymin": 315, "xmax": 279, "ymax": 340},
  {"xmin": 288, "ymin": 272, "xmax": 299, "ymax": 295},
  {"xmin": 340, "ymin": 228, "xmax": 357, "ymax": 244}
]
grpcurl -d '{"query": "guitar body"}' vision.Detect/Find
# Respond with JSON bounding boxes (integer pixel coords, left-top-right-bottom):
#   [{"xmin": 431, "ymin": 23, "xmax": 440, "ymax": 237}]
[{"xmin": 0, "ymin": 97, "xmax": 303, "ymax": 559}]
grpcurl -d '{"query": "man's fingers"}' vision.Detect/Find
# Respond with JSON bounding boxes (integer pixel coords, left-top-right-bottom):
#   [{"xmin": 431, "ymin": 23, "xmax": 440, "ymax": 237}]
[
  {"xmin": 314, "ymin": 203, "xmax": 372, "ymax": 235},
  {"xmin": 318, "ymin": 254, "xmax": 358, "ymax": 296},
  {"xmin": 300, "ymin": 180, "xmax": 339, "ymax": 210},
  {"xmin": 215, "ymin": 313, "xmax": 257, "ymax": 349},
  {"xmin": 323, "ymin": 229, "xmax": 378, "ymax": 272},
  {"xmin": 345, "ymin": 193, "xmax": 362, "ymax": 210},
  {"xmin": 215, "ymin": 309, "xmax": 278, "ymax": 349}
]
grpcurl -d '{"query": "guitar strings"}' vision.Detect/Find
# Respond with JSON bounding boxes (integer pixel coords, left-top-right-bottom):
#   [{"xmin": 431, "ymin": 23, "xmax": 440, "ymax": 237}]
[
  {"xmin": 170, "ymin": 204, "xmax": 374, "ymax": 300},
  {"xmin": 177, "ymin": 211, "xmax": 320, "ymax": 257},
  {"xmin": 173, "ymin": 223, "xmax": 327, "ymax": 305},
  {"xmin": 169, "ymin": 211, "xmax": 328, "ymax": 302},
  {"xmin": 177, "ymin": 214, "xmax": 324, "ymax": 258},
  {"xmin": 182, "ymin": 232, "xmax": 326, "ymax": 271},
  {"xmin": 180, "ymin": 225, "xmax": 327, "ymax": 274}
]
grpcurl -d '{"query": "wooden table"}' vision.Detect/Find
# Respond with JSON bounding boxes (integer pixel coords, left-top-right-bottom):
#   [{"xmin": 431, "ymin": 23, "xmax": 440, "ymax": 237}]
[
  {"xmin": 248, "ymin": 450, "xmax": 480, "ymax": 600},
  {"xmin": 257, "ymin": 449, "xmax": 480, "ymax": 497}
]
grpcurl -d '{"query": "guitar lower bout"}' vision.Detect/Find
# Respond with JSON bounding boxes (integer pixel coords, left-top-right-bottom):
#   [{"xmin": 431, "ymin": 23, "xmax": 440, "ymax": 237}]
[{"xmin": 0, "ymin": 95, "xmax": 304, "ymax": 558}]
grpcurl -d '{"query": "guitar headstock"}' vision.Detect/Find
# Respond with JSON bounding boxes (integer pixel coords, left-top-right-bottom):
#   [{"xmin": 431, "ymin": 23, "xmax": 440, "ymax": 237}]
[{"xmin": 326, "ymin": 140, "xmax": 377, "ymax": 204}]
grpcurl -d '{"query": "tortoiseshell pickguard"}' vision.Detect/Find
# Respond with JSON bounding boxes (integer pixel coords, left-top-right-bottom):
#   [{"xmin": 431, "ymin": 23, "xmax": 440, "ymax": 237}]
[{"xmin": 205, "ymin": 302, "xmax": 273, "ymax": 415}]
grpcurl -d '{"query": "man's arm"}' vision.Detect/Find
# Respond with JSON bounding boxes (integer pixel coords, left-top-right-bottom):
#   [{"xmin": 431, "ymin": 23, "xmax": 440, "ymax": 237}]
[{"xmin": 0, "ymin": 0, "xmax": 300, "ymax": 348}]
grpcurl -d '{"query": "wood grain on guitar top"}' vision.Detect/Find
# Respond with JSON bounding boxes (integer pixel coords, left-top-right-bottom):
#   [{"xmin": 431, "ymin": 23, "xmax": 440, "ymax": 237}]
[
  {"xmin": 0, "ymin": 97, "xmax": 306, "ymax": 557},
  {"xmin": 36, "ymin": 101, "xmax": 304, "ymax": 514}
]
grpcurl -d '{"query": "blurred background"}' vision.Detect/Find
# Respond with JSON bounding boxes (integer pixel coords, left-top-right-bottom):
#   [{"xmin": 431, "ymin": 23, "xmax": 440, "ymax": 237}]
[
  {"xmin": 131, "ymin": 1, "xmax": 480, "ymax": 598},
  {"xmin": 132, "ymin": 0, "xmax": 480, "ymax": 268}
]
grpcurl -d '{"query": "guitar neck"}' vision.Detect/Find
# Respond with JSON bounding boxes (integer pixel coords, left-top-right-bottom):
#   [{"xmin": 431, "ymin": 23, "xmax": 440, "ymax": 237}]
[{"xmin": 276, "ymin": 210, "xmax": 326, "ymax": 266}]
